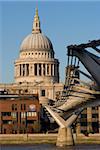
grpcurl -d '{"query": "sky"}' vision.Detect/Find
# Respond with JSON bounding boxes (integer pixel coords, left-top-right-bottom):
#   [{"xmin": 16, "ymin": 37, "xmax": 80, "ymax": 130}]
[{"xmin": 0, "ymin": 0, "xmax": 100, "ymax": 83}]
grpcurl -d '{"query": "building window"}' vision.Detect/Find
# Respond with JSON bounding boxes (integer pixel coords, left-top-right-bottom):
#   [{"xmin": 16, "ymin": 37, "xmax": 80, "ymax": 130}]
[
  {"xmin": 22, "ymin": 121, "xmax": 25, "ymax": 125},
  {"xmin": 21, "ymin": 104, "xmax": 26, "ymax": 110},
  {"xmin": 11, "ymin": 112, "xmax": 17, "ymax": 118},
  {"xmin": 13, "ymin": 120, "xmax": 17, "ymax": 124},
  {"xmin": 36, "ymin": 23, "xmax": 38, "ymax": 27},
  {"xmin": 21, "ymin": 112, "xmax": 26, "ymax": 118},
  {"xmin": 2, "ymin": 112, "xmax": 11, "ymax": 116},
  {"xmin": 48, "ymin": 53, "xmax": 49, "ymax": 58},
  {"xmin": 92, "ymin": 107, "xmax": 98, "ymax": 110},
  {"xmin": 80, "ymin": 122, "xmax": 87, "ymax": 126},
  {"xmin": 27, "ymin": 112, "xmax": 37, "ymax": 117},
  {"xmin": 41, "ymin": 90, "xmax": 45, "ymax": 96},
  {"xmin": 3, "ymin": 120, "xmax": 12, "ymax": 124},
  {"xmin": 81, "ymin": 114, "xmax": 87, "ymax": 118},
  {"xmin": 4, "ymin": 129, "xmax": 6, "ymax": 134},
  {"xmin": 12, "ymin": 104, "xmax": 14, "ymax": 110},
  {"xmin": 27, "ymin": 120, "xmax": 34, "ymax": 124},
  {"xmin": 12, "ymin": 104, "xmax": 17, "ymax": 111},
  {"xmin": 15, "ymin": 104, "xmax": 17, "ymax": 110},
  {"xmin": 92, "ymin": 114, "xmax": 98, "ymax": 118}
]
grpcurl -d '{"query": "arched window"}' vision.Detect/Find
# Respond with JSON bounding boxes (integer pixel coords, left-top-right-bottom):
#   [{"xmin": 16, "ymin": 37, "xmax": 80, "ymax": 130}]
[{"xmin": 36, "ymin": 23, "xmax": 38, "ymax": 27}]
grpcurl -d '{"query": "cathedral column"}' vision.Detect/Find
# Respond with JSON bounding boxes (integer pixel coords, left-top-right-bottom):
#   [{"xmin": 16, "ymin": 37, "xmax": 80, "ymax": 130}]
[
  {"xmin": 25, "ymin": 64, "xmax": 27, "ymax": 76},
  {"xmin": 29, "ymin": 64, "xmax": 33, "ymax": 76},
  {"xmin": 49, "ymin": 64, "xmax": 51, "ymax": 76},
  {"xmin": 21, "ymin": 64, "xmax": 23, "ymax": 76},
  {"xmin": 45, "ymin": 64, "xmax": 47, "ymax": 76},
  {"xmin": 18, "ymin": 65, "xmax": 20, "ymax": 77},
  {"xmin": 16, "ymin": 65, "xmax": 20, "ymax": 77},
  {"xmin": 41, "ymin": 64, "xmax": 43, "ymax": 76},
  {"xmin": 47, "ymin": 64, "xmax": 49, "ymax": 75},
  {"xmin": 52, "ymin": 64, "xmax": 54, "ymax": 76},
  {"xmin": 33, "ymin": 64, "xmax": 34, "ymax": 76},
  {"xmin": 37, "ymin": 64, "xmax": 39, "ymax": 76}
]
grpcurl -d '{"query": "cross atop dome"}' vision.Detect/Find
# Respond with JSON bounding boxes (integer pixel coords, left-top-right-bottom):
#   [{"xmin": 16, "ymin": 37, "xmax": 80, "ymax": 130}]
[{"xmin": 32, "ymin": 8, "xmax": 41, "ymax": 34}]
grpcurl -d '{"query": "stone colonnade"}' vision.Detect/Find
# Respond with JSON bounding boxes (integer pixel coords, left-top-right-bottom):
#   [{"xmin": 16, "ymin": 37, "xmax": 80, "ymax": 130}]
[{"xmin": 15, "ymin": 63, "xmax": 59, "ymax": 77}]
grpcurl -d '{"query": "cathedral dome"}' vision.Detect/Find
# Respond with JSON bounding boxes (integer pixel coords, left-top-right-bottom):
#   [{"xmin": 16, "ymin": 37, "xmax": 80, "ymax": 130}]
[
  {"xmin": 15, "ymin": 8, "xmax": 59, "ymax": 84},
  {"xmin": 20, "ymin": 8, "xmax": 53, "ymax": 51},
  {"xmin": 20, "ymin": 33, "xmax": 53, "ymax": 51}
]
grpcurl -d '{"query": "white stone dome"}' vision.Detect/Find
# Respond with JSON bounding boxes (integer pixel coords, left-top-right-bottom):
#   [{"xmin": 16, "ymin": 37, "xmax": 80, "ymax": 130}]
[{"xmin": 20, "ymin": 33, "xmax": 53, "ymax": 51}]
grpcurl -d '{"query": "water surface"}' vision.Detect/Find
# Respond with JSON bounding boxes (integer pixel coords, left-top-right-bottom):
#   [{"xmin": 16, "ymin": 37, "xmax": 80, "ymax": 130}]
[{"xmin": 1, "ymin": 144, "xmax": 100, "ymax": 150}]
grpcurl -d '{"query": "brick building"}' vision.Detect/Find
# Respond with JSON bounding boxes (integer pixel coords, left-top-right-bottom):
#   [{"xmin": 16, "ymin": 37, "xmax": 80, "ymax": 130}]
[{"xmin": 0, "ymin": 94, "xmax": 41, "ymax": 134}]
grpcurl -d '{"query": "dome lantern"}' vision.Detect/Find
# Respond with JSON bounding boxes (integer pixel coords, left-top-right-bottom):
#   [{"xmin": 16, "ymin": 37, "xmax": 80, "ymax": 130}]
[{"xmin": 32, "ymin": 8, "xmax": 41, "ymax": 34}]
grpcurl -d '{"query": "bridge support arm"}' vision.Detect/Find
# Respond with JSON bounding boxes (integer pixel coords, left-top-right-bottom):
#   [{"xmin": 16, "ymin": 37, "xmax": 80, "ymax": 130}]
[{"xmin": 45, "ymin": 105, "xmax": 81, "ymax": 146}]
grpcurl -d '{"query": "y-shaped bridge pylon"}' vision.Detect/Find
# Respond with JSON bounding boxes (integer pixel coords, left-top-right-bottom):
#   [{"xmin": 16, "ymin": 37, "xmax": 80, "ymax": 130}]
[{"xmin": 45, "ymin": 105, "xmax": 82, "ymax": 146}]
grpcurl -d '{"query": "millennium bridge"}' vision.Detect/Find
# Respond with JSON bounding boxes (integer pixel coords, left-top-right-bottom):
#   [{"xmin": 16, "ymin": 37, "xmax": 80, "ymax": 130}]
[{"xmin": 44, "ymin": 39, "xmax": 100, "ymax": 147}]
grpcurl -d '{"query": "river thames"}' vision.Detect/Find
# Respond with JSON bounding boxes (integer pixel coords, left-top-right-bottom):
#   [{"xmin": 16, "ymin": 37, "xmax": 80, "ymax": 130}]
[{"xmin": 1, "ymin": 144, "xmax": 100, "ymax": 150}]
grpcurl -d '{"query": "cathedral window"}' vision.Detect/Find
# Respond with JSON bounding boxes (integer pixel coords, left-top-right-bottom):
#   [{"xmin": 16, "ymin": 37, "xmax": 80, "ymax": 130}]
[
  {"xmin": 47, "ymin": 64, "xmax": 49, "ymax": 75},
  {"xmin": 48, "ymin": 53, "xmax": 49, "ymax": 58},
  {"xmin": 43, "ymin": 64, "xmax": 45, "ymax": 75},
  {"xmin": 41, "ymin": 90, "xmax": 45, "ymax": 96},
  {"xmin": 23, "ymin": 64, "xmax": 25, "ymax": 76},
  {"xmin": 36, "ymin": 22, "xmax": 38, "ymax": 27},
  {"xmin": 34, "ymin": 64, "xmax": 37, "ymax": 76},
  {"xmin": 20, "ymin": 64, "xmax": 21, "ymax": 76},
  {"xmin": 26, "ymin": 64, "xmax": 29, "ymax": 76},
  {"xmin": 51, "ymin": 64, "xmax": 53, "ymax": 76}
]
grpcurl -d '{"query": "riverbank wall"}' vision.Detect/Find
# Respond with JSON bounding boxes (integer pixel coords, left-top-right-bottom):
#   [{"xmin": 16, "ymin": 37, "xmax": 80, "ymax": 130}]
[{"xmin": 0, "ymin": 133, "xmax": 100, "ymax": 145}]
